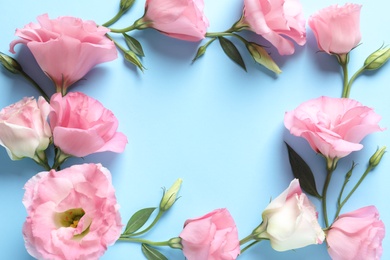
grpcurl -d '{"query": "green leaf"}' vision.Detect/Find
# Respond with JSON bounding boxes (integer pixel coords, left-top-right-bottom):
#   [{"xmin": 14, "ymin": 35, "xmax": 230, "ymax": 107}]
[
  {"xmin": 123, "ymin": 50, "xmax": 146, "ymax": 71},
  {"xmin": 123, "ymin": 207, "xmax": 156, "ymax": 235},
  {"xmin": 123, "ymin": 33, "xmax": 145, "ymax": 57},
  {"xmin": 218, "ymin": 36, "xmax": 246, "ymax": 71},
  {"xmin": 285, "ymin": 142, "xmax": 322, "ymax": 198},
  {"xmin": 142, "ymin": 244, "xmax": 168, "ymax": 260}
]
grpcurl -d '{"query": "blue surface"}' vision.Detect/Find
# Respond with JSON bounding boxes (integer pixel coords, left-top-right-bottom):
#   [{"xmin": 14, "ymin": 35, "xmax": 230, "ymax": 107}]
[{"xmin": 0, "ymin": 0, "xmax": 389, "ymax": 259}]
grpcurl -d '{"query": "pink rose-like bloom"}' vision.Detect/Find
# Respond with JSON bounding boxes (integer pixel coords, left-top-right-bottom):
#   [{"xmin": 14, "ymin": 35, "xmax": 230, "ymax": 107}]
[
  {"xmin": 10, "ymin": 14, "xmax": 117, "ymax": 93},
  {"xmin": 140, "ymin": 0, "xmax": 209, "ymax": 41},
  {"xmin": 309, "ymin": 4, "xmax": 362, "ymax": 55},
  {"xmin": 254, "ymin": 179, "xmax": 325, "ymax": 251},
  {"xmin": 327, "ymin": 206, "xmax": 385, "ymax": 260},
  {"xmin": 0, "ymin": 96, "xmax": 51, "ymax": 161},
  {"xmin": 179, "ymin": 208, "xmax": 240, "ymax": 260},
  {"xmin": 49, "ymin": 92, "xmax": 127, "ymax": 158},
  {"xmin": 241, "ymin": 0, "xmax": 306, "ymax": 55},
  {"xmin": 23, "ymin": 163, "xmax": 122, "ymax": 259},
  {"xmin": 284, "ymin": 96, "xmax": 383, "ymax": 159}
]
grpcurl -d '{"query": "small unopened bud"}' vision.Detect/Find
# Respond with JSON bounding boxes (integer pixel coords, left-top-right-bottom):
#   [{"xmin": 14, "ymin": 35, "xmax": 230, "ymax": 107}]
[
  {"xmin": 123, "ymin": 50, "xmax": 145, "ymax": 71},
  {"xmin": 245, "ymin": 42, "xmax": 282, "ymax": 74},
  {"xmin": 159, "ymin": 178, "xmax": 182, "ymax": 212},
  {"xmin": 0, "ymin": 52, "xmax": 23, "ymax": 74},
  {"xmin": 369, "ymin": 146, "xmax": 386, "ymax": 167},
  {"xmin": 168, "ymin": 237, "xmax": 182, "ymax": 249},
  {"xmin": 364, "ymin": 47, "xmax": 390, "ymax": 70},
  {"xmin": 120, "ymin": 0, "xmax": 135, "ymax": 12},
  {"xmin": 192, "ymin": 45, "xmax": 207, "ymax": 63}
]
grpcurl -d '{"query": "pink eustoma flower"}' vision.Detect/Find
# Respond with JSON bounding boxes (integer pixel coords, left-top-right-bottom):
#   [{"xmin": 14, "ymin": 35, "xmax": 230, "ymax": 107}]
[
  {"xmin": 284, "ymin": 96, "xmax": 383, "ymax": 160},
  {"xmin": 309, "ymin": 3, "xmax": 362, "ymax": 55},
  {"xmin": 327, "ymin": 206, "xmax": 385, "ymax": 260},
  {"xmin": 239, "ymin": 0, "xmax": 306, "ymax": 55},
  {"xmin": 139, "ymin": 0, "xmax": 209, "ymax": 41},
  {"xmin": 22, "ymin": 163, "xmax": 122, "ymax": 260},
  {"xmin": 49, "ymin": 92, "xmax": 127, "ymax": 158},
  {"xmin": 0, "ymin": 96, "xmax": 51, "ymax": 162},
  {"xmin": 10, "ymin": 14, "xmax": 117, "ymax": 94},
  {"xmin": 253, "ymin": 179, "xmax": 325, "ymax": 251},
  {"xmin": 180, "ymin": 208, "xmax": 240, "ymax": 260}
]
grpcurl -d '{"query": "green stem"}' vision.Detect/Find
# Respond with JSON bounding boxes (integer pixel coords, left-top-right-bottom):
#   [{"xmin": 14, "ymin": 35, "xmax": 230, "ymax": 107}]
[
  {"xmin": 240, "ymin": 240, "xmax": 261, "ymax": 255},
  {"xmin": 206, "ymin": 32, "xmax": 239, "ymax": 38},
  {"xmin": 102, "ymin": 10, "xmax": 125, "ymax": 27},
  {"xmin": 239, "ymin": 234, "xmax": 254, "ymax": 246},
  {"xmin": 344, "ymin": 66, "xmax": 365, "ymax": 98},
  {"xmin": 335, "ymin": 165, "xmax": 374, "ymax": 218},
  {"xmin": 108, "ymin": 18, "xmax": 152, "ymax": 33},
  {"xmin": 118, "ymin": 237, "xmax": 170, "ymax": 247},
  {"xmin": 335, "ymin": 163, "xmax": 356, "ymax": 220},
  {"xmin": 19, "ymin": 70, "xmax": 49, "ymax": 102},
  {"xmin": 105, "ymin": 34, "xmax": 127, "ymax": 53},
  {"xmin": 322, "ymin": 158, "xmax": 337, "ymax": 228},
  {"xmin": 340, "ymin": 59, "xmax": 349, "ymax": 98},
  {"xmin": 206, "ymin": 32, "xmax": 248, "ymax": 45}
]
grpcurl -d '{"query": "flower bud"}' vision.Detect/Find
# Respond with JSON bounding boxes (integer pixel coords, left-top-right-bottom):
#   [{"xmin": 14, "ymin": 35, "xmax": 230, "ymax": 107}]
[
  {"xmin": 245, "ymin": 42, "xmax": 282, "ymax": 74},
  {"xmin": 0, "ymin": 52, "xmax": 23, "ymax": 74},
  {"xmin": 123, "ymin": 50, "xmax": 145, "ymax": 71},
  {"xmin": 364, "ymin": 47, "xmax": 390, "ymax": 70},
  {"xmin": 120, "ymin": 0, "xmax": 135, "ymax": 12},
  {"xmin": 369, "ymin": 146, "xmax": 386, "ymax": 167},
  {"xmin": 159, "ymin": 178, "xmax": 183, "ymax": 212},
  {"xmin": 168, "ymin": 237, "xmax": 183, "ymax": 249}
]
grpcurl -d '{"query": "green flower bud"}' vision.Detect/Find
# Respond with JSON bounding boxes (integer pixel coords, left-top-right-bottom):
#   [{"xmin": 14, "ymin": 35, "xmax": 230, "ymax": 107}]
[
  {"xmin": 245, "ymin": 42, "xmax": 282, "ymax": 74},
  {"xmin": 369, "ymin": 146, "xmax": 386, "ymax": 167},
  {"xmin": 0, "ymin": 52, "xmax": 23, "ymax": 74},
  {"xmin": 168, "ymin": 237, "xmax": 183, "ymax": 249},
  {"xmin": 120, "ymin": 0, "xmax": 135, "ymax": 12},
  {"xmin": 159, "ymin": 178, "xmax": 182, "ymax": 212},
  {"xmin": 364, "ymin": 47, "xmax": 390, "ymax": 70},
  {"xmin": 123, "ymin": 50, "xmax": 145, "ymax": 71},
  {"xmin": 192, "ymin": 45, "xmax": 207, "ymax": 63}
]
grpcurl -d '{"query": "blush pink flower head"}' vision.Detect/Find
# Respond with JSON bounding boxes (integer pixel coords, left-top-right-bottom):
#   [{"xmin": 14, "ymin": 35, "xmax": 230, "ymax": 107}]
[
  {"xmin": 140, "ymin": 0, "xmax": 209, "ymax": 41},
  {"xmin": 22, "ymin": 163, "xmax": 122, "ymax": 260},
  {"xmin": 253, "ymin": 179, "xmax": 325, "ymax": 251},
  {"xmin": 327, "ymin": 206, "xmax": 385, "ymax": 260},
  {"xmin": 179, "ymin": 208, "xmax": 240, "ymax": 260},
  {"xmin": 284, "ymin": 96, "xmax": 383, "ymax": 160},
  {"xmin": 10, "ymin": 14, "xmax": 117, "ymax": 94},
  {"xmin": 0, "ymin": 96, "xmax": 51, "ymax": 162},
  {"xmin": 49, "ymin": 92, "xmax": 127, "ymax": 158},
  {"xmin": 308, "ymin": 3, "xmax": 362, "ymax": 55},
  {"xmin": 239, "ymin": 0, "xmax": 306, "ymax": 55}
]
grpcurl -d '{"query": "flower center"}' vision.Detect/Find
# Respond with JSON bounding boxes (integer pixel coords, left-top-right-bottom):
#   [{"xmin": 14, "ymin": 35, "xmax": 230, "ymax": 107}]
[{"xmin": 56, "ymin": 208, "xmax": 85, "ymax": 228}]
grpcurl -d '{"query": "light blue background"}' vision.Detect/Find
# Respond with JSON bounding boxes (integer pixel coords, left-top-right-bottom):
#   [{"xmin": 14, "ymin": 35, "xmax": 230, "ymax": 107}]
[{"xmin": 0, "ymin": 0, "xmax": 389, "ymax": 259}]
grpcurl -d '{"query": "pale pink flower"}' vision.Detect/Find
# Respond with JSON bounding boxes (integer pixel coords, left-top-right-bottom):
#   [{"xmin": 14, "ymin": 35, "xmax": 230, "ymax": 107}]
[
  {"xmin": 308, "ymin": 3, "xmax": 362, "ymax": 55},
  {"xmin": 23, "ymin": 163, "xmax": 122, "ymax": 260},
  {"xmin": 253, "ymin": 179, "xmax": 325, "ymax": 251},
  {"xmin": 327, "ymin": 206, "xmax": 385, "ymax": 260},
  {"xmin": 10, "ymin": 14, "xmax": 117, "ymax": 94},
  {"xmin": 140, "ymin": 0, "xmax": 209, "ymax": 41},
  {"xmin": 284, "ymin": 96, "xmax": 383, "ymax": 159},
  {"xmin": 180, "ymin": 208, "xmax": 240, "ymax": 260},
  {"xmin": 0, "ymin": 96, "xmax": 51, "ymax": 161},
  {"xmin": 49, "ymin": 92, "xmax": 127, "ymax": 158},
  {"xmin": 239, "ymin": 0, "xmax": 306, "ymax": 55}
]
